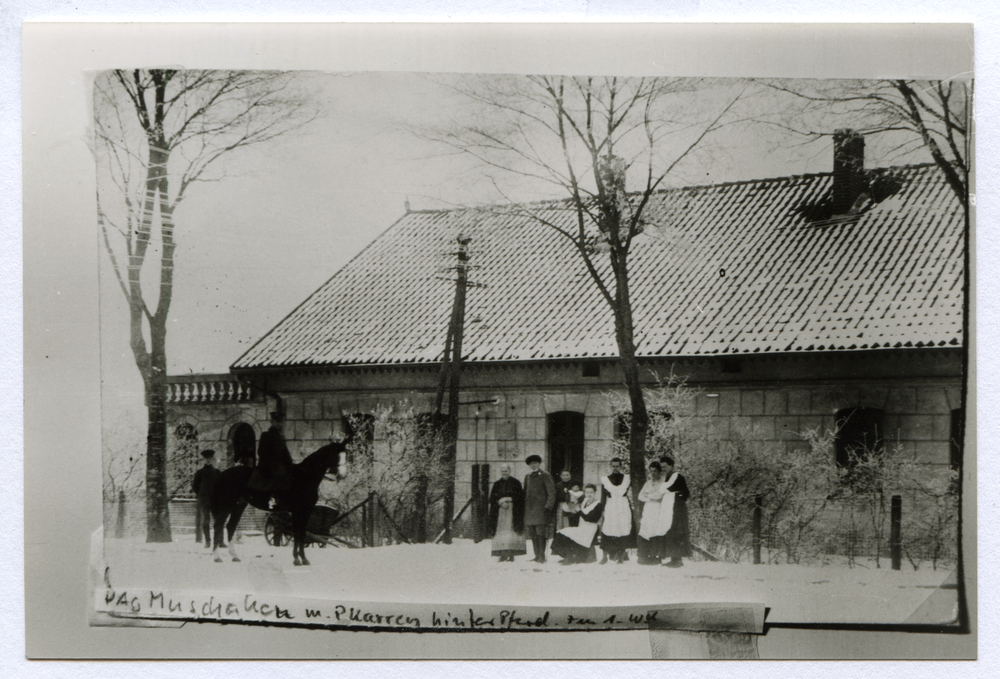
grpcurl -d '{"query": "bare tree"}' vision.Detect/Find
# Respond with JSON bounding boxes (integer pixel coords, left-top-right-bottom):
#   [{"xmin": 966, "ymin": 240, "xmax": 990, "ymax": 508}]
[
  {"xmin": 418, "ymin": 76, "xmax": 743, "ymax": 505},
  {"xmin": 94, "ymin": 70, "xmax": 316, "ymax": 541},
  {"xmin": 756, "ymin": 79, "xmax": 971, "ymax": 211}
]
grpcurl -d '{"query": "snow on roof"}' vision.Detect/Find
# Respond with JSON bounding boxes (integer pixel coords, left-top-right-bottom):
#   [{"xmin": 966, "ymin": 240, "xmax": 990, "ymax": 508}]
[{"xmin": 232, "ymin": 164, "xmax": 964, "ymax": 371}]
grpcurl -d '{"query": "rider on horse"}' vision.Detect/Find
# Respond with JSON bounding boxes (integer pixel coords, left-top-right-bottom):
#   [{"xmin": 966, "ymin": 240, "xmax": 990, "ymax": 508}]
[{"xmin": 247, "ymin": 411, "xmax": 294, "ymax": 511}]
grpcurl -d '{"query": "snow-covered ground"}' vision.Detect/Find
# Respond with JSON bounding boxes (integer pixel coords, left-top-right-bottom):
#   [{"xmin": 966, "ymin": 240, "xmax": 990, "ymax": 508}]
[{"xmin": 100, "ymin": 532, "xmax": 957, "ymax": 626}]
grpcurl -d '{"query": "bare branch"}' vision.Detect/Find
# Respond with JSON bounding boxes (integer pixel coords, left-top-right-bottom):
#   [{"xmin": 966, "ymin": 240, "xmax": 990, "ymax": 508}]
[{"xmin": 92, "ymin": 68, "xmax": 319, "ymax": 541}]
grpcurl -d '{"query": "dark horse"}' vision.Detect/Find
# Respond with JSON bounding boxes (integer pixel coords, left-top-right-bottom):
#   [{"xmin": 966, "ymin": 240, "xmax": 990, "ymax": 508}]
[{"xmin": 210, "ymin": 441, "xmax": 347, "ymax": 566}]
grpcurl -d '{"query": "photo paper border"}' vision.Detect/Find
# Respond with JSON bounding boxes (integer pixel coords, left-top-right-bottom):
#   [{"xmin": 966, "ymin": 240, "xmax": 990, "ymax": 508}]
[{"xmin": 23, "ymin": 21, "xmax": 976, "ymax": 660}]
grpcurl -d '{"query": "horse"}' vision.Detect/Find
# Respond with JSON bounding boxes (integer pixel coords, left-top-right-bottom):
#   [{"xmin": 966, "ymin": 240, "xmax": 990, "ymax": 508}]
[{"xmin": 210, "ymin": 441, "xmax": 347, "ymax": 566}]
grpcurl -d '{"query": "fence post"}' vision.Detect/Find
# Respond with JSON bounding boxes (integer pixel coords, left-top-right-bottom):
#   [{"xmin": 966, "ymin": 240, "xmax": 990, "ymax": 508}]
[
  {"xmin": 752, "ymin": 494, "xmax": 763, "ymax": 565},
  {"xmin": 890, "ymin": 494, "xmax": 902, "ymax": 570},
  {"xmin": 368, "ymin": 491, "xmax": 377, "ymax": 548},
  {"xmin": 480, "ymin": 463, "xmax": 490, "ymax": 542},
  {"xmin": 116, "ymin": 490, "xmax": 126, "ymax": 539},
  {"xmin": 361, "ymin": 494, "xmax": 371, "ymax": 547},
  {"xmin": 471, "ymin": 464, "xmax": 481, "ymax": 542}
]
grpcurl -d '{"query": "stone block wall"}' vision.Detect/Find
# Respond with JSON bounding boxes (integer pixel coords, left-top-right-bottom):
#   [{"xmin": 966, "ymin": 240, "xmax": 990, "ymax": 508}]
[
  {"xmin": 684, "ymin": 383, "xmax": 962, "ymax": 466},
  {"xmin": 162, "ymin": 375, "xmax": 268, "ymax": 498},
  {"xmin": 162, "ymin": 351, "xmax": 964, "ymax": 532},
  {"xmin": 164, "ymin": 400, "xmax": 267, "ymax": 497}
]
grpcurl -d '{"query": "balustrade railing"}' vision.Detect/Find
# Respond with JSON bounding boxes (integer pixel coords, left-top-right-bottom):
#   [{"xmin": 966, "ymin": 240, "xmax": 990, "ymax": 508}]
[{"xmin": 165, "ymin": 377, "xmax": 257, "ymax": 404}]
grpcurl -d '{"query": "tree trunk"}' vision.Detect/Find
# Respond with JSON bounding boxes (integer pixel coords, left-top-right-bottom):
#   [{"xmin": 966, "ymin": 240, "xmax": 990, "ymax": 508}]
[
  {"xmin": 144, "ymin": 343, "xmax": 172, "ymax": 542},
  {"xmin": 608, "ymin": 246, "xmax": 649, "ymax": 520}
]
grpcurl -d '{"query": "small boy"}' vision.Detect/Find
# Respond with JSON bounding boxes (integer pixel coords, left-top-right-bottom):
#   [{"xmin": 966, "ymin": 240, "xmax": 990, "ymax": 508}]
[
  {"xmin": 567, "ymin": 483, "xmax": 584, "ymax": 508},
  {"xmin": 192, "ymin": 449, "xmax": 219, "ymax": 548},
  {"xmin": 555, "ymin": 470, "xmax": 581, "ymax": 529}
]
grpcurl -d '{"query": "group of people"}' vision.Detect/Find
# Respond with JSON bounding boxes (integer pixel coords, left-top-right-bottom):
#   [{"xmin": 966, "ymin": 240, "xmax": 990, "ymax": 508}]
[
  {"xmin": 487, "ymin": 454, "xmax": 692, "ymax": 567},
  {"xmin": 194, "ymin": 412, "xmax": 693, "ymax": 570}
]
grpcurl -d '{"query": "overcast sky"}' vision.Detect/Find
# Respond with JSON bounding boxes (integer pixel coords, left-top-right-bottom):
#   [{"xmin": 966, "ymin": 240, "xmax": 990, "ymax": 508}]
[{"xmin": 96, "ymin": 72, "xmax": 940, "ymax": 396}]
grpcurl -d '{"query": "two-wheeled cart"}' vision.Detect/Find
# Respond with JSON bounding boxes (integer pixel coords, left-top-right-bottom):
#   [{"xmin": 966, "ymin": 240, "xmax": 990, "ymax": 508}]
[{"xmin": 263, "ymin": 504, "xmax": 358, "ymax": 548}]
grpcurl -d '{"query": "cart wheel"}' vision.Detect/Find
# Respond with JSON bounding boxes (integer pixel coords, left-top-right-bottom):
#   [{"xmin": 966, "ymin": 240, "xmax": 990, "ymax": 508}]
[{"xmin": 264, "ymin": 513, "xmax": 290, "ymax": 547}]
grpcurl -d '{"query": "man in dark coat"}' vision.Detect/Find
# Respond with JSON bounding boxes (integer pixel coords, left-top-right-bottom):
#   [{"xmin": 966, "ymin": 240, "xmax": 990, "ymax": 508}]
[
  {"xmin": 659, "ymin": 455, "xmax": 692, "ymax": 567},
  {"xmin": 191, "ymin": 449, "xmax": 219, "ymax": 547},
  {"xmin": 523, "ymin": 454, "xmax": 556, "ymax": 563},
  {"xmin": 247, "ymin": 412, "xmax": 294, "ymax": 510}
]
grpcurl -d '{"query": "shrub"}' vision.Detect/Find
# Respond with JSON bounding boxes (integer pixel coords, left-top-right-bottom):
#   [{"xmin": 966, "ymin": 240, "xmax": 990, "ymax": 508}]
[
  {"xmin": 607, "ymin": 376, "xmax": 959, "ymax": 568},
  {"xmin": 335, "ymin": 403, "xmax": 450, "ymax": 544}
]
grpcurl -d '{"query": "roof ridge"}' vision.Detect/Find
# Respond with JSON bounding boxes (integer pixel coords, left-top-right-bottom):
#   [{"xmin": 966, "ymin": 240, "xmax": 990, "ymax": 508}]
[
  {"xmin": 650, "ymin": 161, "xmax": 939, "ymax": 193},
  {"xmin": 403, "ymin": 162, "xmax": 942, "ymax": 216}
]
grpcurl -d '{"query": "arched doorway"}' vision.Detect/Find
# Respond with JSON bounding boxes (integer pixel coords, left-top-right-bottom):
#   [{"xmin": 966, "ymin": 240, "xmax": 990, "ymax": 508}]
[{"xmin": 230, "ymin": 422, "xmax": 257, "ymax": 468}]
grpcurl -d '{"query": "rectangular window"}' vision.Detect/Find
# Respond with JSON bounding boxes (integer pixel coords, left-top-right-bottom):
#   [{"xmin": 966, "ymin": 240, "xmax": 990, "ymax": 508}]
[
  {"xmin": 835, "ymin": 407, "xmax": 884, "ymax": 492},
  {"xmin": 722, "ymin": 359, "xmax": 742, "ymax": 374},
  {"xmin": 342, "ymin": 412, "xmax": 375, "ymax": 463},
  {"xmin": 835, "ymin": 407, "xmax": 884, "ymax": 468}
]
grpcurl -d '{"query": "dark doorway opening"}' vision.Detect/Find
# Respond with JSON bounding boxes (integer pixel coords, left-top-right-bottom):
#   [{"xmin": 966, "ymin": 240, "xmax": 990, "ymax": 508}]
[
  {"xmin": 548, "ymin": 411, "xmax": 585, "ymax": 481},
  {"xmin": 231, "ymin": 422, "xmax": 256, "ymax": 467}
]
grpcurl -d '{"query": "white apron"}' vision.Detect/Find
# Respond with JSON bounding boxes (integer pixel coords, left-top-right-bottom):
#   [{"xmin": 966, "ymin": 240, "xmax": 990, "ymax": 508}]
[
  {"xmin": 601, "ymin": 474, "xmax": 632, "ymax": 537},
  {"xmin": 637, "ymin": 479, "xmax": 669, "ymax": 539},
  {"xmin": 658, "ymin": 472, "xmax": 680, "ymax": 533},
  {"xmin": 556, "ymin": 499, "xmax": 601, "ymax": 547}
]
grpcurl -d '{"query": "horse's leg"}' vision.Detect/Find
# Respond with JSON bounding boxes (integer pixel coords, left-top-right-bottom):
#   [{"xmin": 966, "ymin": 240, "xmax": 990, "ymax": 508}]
[
  {"xmin": 212, "ymin": 510, "xmax": 227, "ymax": 563},
  {"xmin": 292, "ymin": 524, "xmax": 303, "ymax": 567},
  {"xmin": 227, "ymin": 499, "xmax": 248, "ymax": 563},
  {"xmin": 298, "ymin": 526, "xmax": 309, "ymax": 566},
  {"xmin": 292, "ymin": 510, "xmax": 309, "ymax": 566}
]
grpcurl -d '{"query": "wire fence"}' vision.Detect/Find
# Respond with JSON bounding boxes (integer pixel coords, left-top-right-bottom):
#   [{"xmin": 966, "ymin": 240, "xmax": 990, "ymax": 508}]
[
  {"xmin": 105, "ymin": 494, "xmax": 406, "ymax": 549},
  {"xmin": 688, "ymin": 495, "xmax": 958, "ymax": 570},
  {"xmin": 106, "ymin": 491, "xmax": 958, "ymax": 572}
]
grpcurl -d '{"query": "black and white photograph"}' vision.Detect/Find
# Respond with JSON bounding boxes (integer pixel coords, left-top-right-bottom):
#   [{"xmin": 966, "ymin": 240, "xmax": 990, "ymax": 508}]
[{"xmin": 22, "ymin": 22, "xmax": 977, "ymax": 661}]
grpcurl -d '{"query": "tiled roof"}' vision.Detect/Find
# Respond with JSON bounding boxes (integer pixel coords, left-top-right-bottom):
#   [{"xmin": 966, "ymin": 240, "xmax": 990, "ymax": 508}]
[{"xmin": 232, "ymin": 164, "xmax": 964, "ymax": 370}]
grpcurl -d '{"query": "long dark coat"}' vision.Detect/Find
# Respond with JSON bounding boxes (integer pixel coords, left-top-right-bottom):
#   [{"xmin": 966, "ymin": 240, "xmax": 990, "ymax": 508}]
[
  {"xmin": 662, "ymin": 473, "xmax": 692, "ymax": 558},
  {"xmin": 248, "ymin": 426, "xmax": 294, "ymax": 491},
  {"xmin": 523, "ymin": 469, "xmax": 556, "ymax": 527},
  {"xmin": 191, "ymin": 464, "xmax": 220, "ymax": 504},
  {"xmin": 488, "ymin": 476, "xmax": 525, "ymax": 536}
]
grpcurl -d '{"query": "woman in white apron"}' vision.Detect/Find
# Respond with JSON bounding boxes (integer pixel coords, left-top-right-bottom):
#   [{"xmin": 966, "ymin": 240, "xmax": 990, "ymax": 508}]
[
  {"xmin": 599, "ymin": 457, "xmax": 634, "ymax": 564},
  {"xmin": 488, "ymin": 464, "xmax": 527, "ymax": 562},
  {"xmin": 636, "ymin": 461, "xmax": 669, "ymax": 564},
  {"xmin": 550, "ymin": 484, "xmax": 604, "ymax": 565}
]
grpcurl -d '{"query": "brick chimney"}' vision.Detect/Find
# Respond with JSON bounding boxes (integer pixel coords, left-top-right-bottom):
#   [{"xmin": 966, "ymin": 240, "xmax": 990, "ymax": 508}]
[{"xmin": 832, "ymin": 129, "xmax": 866, "ymax": 216}]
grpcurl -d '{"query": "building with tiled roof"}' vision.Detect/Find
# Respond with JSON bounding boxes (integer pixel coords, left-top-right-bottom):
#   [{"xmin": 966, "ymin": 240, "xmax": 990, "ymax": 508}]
[
  {"xmin": 232, "ymin": 162, "xmax": 962, "ymax": 371},
  {"xmin": 164, "ymin": 133, "xmax": 966, "ymax": 537}
]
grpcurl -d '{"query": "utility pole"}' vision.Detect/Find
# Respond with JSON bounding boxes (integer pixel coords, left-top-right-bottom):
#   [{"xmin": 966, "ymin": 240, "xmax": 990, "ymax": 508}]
[{"xmin": 434, "ymin": 235, "xmax": 476, "ymax": 543}]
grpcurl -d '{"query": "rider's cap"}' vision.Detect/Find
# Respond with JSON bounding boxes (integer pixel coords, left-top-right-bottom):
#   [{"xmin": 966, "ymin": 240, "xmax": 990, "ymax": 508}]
[{"xmin": 200, "ymin": 449, "xmax": 216, "ymax": 459}]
